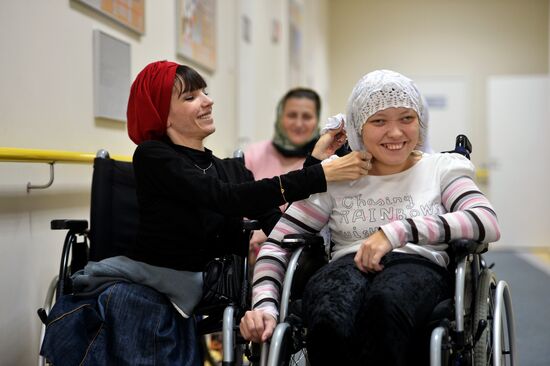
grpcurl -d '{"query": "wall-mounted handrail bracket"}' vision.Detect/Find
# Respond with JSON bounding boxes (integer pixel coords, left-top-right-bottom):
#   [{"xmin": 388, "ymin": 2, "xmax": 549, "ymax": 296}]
[
  {"xmin": 0, "ymin": 146, "xmax": 131, "ymax": 192},
  {"xmin": 27, "ymin": 162, "xmax": 55, "ymax": 193}
]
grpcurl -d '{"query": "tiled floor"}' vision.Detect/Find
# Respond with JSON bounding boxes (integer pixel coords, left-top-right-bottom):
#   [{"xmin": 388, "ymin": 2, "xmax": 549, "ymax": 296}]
[{"xmin": 484, "ymin": 250, "xmax": 550, "ymax": 366}]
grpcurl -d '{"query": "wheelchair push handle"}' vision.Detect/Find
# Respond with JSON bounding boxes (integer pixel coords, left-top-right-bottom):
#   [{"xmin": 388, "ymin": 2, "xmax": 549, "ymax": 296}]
[
  {"xmin": 281, "ymin": 233, "xmax": 324, "ymax": 250},
  {"xmin": 453, "ymin": 134, "xmax": 472, "ymax": 159},
  {"xmin": 455, "ymin": 135, "xmax": 472, "ymax": 153},
  {"xmin": 442, "ymin": 134, "xmax": 472, "ymax": 159},
  {"xmin": 50, "ymin": 219, "xmax": 88, "ymax": 232}
]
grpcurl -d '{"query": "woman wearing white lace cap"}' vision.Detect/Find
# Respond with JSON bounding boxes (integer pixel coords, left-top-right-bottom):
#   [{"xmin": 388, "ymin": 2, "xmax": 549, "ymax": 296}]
[
  {"xmin": 321, "ymin": 70, "xmax": 432, "ymax": 153},
  {"xmin": 240, "ymin": 69, "xmax": 500, "ymax": 365}
]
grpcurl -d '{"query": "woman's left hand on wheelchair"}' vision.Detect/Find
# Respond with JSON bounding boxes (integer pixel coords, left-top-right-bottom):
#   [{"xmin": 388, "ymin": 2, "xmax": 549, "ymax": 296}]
[{"xmin": 354, "ymin": 230, "xmax": 392, "ymax": 273}]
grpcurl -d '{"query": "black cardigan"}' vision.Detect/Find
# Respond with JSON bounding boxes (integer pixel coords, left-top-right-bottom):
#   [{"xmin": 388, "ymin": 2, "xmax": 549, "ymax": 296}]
[{"xmin": 130, "ymin": 139, "xmax": 326, "ymax": 271}]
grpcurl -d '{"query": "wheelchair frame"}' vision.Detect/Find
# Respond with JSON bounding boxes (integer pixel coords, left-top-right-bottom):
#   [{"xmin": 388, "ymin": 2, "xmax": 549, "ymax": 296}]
[
  {"xmin": 266, "ymin": 237, "xmax": 325, "ymax": 366},
  {"xmin": 37, "ymin": 151, "xmax": 256, "ymax": 366},
  {"xmin": 429, "ymin": 242, "xmax": 517, "ymax": 366},
  {"xmin": 262, "ymin": 237, "xmax": 517, "ymax": 366}
]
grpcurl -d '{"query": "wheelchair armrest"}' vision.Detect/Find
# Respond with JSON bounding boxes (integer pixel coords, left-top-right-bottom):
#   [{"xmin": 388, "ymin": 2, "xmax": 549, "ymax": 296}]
[
  {"xmin": 50, "ymin": 219, "xmax": 88, "ymax": 232},
  {"xmin": 281, "ymin": 233, "xmax": 324, "ymax": 250},
  {"xmin": 242, "ymin": 219, "xmax": 261, "ymax": 231},
  {"xmin": 447, "ymin": 239, "xmax": 488, "ymax": 259}
]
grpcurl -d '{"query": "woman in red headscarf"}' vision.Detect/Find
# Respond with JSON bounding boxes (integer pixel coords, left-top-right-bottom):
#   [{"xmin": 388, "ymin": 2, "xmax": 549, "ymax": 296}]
[{"xmin": 40, "ymin": 60, "xmax": 369, "ymax": 366}]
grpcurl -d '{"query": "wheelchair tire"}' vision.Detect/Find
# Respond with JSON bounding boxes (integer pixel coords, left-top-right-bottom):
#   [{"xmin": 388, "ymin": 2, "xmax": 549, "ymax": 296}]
[
  {"xmin": 267, "ymin": 322, "xmax": 309, "ymax": 366},
  {"xmin": 473, "ymin": 269, "xmax": 496, "ymax": 366}
]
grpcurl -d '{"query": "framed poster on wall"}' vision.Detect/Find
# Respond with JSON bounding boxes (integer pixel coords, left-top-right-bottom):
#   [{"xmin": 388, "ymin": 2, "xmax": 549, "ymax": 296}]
[
  {"xmin": 176, "ymin": 0, "xmax": 217, "ymax": 72},
  {"xmin": 73, "ymin": 0, "xmax": 145, "ymax": 35},
  {"xmin": 93, "ymin": 30, "xmax": 131, "ymax": 122}
]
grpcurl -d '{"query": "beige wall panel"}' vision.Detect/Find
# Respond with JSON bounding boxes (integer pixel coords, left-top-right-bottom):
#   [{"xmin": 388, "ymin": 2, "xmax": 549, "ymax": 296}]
[{"xmin": 328, "ymin": 0, "xmax": 548, "ymax": 167}]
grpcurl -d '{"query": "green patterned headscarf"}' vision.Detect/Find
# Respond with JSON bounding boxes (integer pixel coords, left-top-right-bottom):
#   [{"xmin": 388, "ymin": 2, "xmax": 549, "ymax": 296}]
[{"xmin": 272, "ymin": 88, "xmax": 321, "ymax": 157}]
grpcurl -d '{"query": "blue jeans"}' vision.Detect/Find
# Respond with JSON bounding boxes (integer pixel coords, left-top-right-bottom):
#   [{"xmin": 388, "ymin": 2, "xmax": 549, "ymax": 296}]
[{"xmin": 40, "ymin": 282, "xmax": 202, "ymax": 366}]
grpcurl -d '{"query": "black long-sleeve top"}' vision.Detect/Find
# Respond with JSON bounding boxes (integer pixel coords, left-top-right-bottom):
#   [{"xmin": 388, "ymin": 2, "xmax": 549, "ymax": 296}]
[{"xmin": 130, "ymin": 139, "xmax": 326, "ymax": 271}]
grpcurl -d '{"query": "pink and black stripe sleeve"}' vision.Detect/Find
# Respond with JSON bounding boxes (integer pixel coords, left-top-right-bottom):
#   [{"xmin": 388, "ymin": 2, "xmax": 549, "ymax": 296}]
[
  {"xmin": 382, "ymin": 175, "xmax": 500, "ymax": 249},
  {"xmin": 251, "ymin": 199, "xmax": 331, "ymax": 317}
]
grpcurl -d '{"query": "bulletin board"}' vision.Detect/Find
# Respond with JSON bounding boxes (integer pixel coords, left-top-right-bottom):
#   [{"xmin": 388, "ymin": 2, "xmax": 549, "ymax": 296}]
[
  {"xmin": 93, "ymin": 30, "xmax": 131, "ymax": 122},
  {"xmin": 74, "ymin": 0, "xmax": 145, "ymax": 35},
  {"xmin": 176, "ymin": 0, "xmax": 217, "ymax": 72}
]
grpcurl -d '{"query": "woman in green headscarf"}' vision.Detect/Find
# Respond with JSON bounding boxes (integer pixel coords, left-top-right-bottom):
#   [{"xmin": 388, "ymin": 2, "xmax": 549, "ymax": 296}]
[
  {"xmin": 245, "ymin": 87, "xmax": 322, "ymax": 179},
  {"xmin": 244, "ymin": 88, "xmax": 322, "ymax": 261}
]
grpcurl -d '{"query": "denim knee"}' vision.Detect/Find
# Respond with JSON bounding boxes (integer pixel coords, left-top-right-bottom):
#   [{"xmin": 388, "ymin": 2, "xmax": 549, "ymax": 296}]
[
  {"xmin": 40, "ymin": 292, "xmax": 107, "ymax": 365},
  {"xmin": 41, "ymin": 283, "xmax": 202, "ymax": 366}
]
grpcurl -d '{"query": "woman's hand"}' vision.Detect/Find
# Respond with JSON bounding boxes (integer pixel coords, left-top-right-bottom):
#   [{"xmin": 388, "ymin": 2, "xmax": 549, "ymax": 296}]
[
  {"xmin": 322, "ymin": 151, "xmax": 372, "ymax": 182},
  {"xmin": 248, "ymin": 230, "xmax": 267, "ymax": 267},
  {"xmin": 354, "ymin": 230, "xmax": 392, "ymax": 272},
  {"xmin": 239, "ymin": 310, "xmax": 277, "ymax": 343},
  {"xmin": 312, "ymin": 117, "xmax": 347, "ymax": 160}
]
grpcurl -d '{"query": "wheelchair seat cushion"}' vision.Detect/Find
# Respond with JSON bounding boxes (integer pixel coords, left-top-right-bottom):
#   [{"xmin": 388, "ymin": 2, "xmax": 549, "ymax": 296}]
[{"xmin": 71, "ymin": 256, "xmax": 203, "ymax": 318}]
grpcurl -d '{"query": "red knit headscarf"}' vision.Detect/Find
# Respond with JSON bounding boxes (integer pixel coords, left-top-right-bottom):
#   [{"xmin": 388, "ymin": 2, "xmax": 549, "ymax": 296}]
[{"xmin": 127, "ymin": 60, "xmax": 179, "ymax": 144}]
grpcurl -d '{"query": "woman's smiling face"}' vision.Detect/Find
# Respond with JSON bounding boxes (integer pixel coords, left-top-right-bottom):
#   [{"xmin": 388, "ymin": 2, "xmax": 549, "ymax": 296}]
[
  {"xmin": 361, "ymin": 107, "xmax": 420, "ymax": 175},
  {"xmin": 167, "ymin": 83, "xmax": 215, "ymax": 142},
  {"xmin": 281, "ymin": 97, "xmax": 318, "ymax": 146}
]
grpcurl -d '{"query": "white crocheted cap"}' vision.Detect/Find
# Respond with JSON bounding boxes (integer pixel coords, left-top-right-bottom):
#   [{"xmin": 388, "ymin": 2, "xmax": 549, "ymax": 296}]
[{"xmin": 345, "ymin": 69, "xmax": 428, "ymax": 152}]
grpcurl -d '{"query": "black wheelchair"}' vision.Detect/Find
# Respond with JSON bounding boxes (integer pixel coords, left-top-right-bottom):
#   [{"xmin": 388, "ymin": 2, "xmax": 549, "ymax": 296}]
[
  {"xmin": 37, "ymin": 149, "xmax": 257, "ymax": 366},
  {"xmin": 259, "ymin": 136, "xmax": 517, "ymax": 366}
]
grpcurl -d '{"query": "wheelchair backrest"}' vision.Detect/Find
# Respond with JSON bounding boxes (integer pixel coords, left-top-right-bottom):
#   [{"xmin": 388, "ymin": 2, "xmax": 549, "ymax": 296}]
[{"xmin": 88, "ymin": 157, "xmax": 138, "ymax": 262}]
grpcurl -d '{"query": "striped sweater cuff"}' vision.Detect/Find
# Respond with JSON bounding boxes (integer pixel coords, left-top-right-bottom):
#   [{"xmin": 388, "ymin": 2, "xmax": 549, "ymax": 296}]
[
  {"xmin": 253, "ymin": 302, "xmax": 279, "ymax": 320},
  {"xmin": 380, "ymin": 224, "xmax": 405, "ymax": 249}
]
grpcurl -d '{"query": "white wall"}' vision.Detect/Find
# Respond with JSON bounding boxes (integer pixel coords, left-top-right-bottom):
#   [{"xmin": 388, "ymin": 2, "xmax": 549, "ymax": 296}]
[
  {"xmin": 487, "ymin": 75, "xmax": 550, "ymax": 248},
  {"xmin": 328, "ymin": 0, "xmax": 549, "ymax": 170},
  {"xmin": 0, "ymin": 1, "xmax": 329, "ymax": 364},
  {"xmin": 1, "ymin": 0, "xmax": 547, "ymax": 363},
  {"xmin": 237, "ymin": 0, "xmax": 330, "ymax": 148},
  {"xmin": 237, "ymin": 0, "xmax": 288, "ymax": 148}
]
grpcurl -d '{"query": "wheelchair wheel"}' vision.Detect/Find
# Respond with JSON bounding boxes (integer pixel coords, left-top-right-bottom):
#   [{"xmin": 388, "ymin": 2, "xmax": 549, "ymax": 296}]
[
  {"xmin": 473, "ymin": 269, "xmax": 497, "ymax": 366},
  {"xmin": 492, "ymin": 280, "xmax": 517, "ymax": 366},
  {"xmin": 38, "ymin": 275, "xmax": 58, "ymax": 366},
  {"xmin": 267, "ymin": 322, "xmax": 309, "ymax": 366}
]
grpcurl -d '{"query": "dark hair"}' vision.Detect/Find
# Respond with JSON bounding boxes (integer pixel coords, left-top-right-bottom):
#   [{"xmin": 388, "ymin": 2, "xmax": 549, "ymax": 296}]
[
  {"xmin": 282, "ymin": 88, "xmax": 322, "ymax": 118},
  {"xmin": 174, "ymin": 65, "xmax": 207, "ymax": 97}
]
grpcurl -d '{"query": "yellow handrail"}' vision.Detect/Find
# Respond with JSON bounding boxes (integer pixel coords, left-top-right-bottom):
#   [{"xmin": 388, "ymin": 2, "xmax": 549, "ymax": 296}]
[
  {"xmin": 0, "ymin": 147, "xmax": 489, "ymax": 186},
  {"xmin": 0, "ymin": 147, "xmax": 132, "ymax": 191},
  {"xmin": 0, "ymin": 147, "xmax": 131, "ymax": 163}
]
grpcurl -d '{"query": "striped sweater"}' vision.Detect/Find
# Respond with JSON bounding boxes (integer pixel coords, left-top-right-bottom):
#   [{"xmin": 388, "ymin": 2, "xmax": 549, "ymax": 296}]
[{"xmin": 252, "ymin": 153, "xmax": 501, "ymax": 319}]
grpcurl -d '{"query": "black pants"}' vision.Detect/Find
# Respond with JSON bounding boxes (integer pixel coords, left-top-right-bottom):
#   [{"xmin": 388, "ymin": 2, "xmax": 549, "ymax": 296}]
[{"xmin": 302, "ymin": 252, "xmax": 450, "ymax": 366}]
